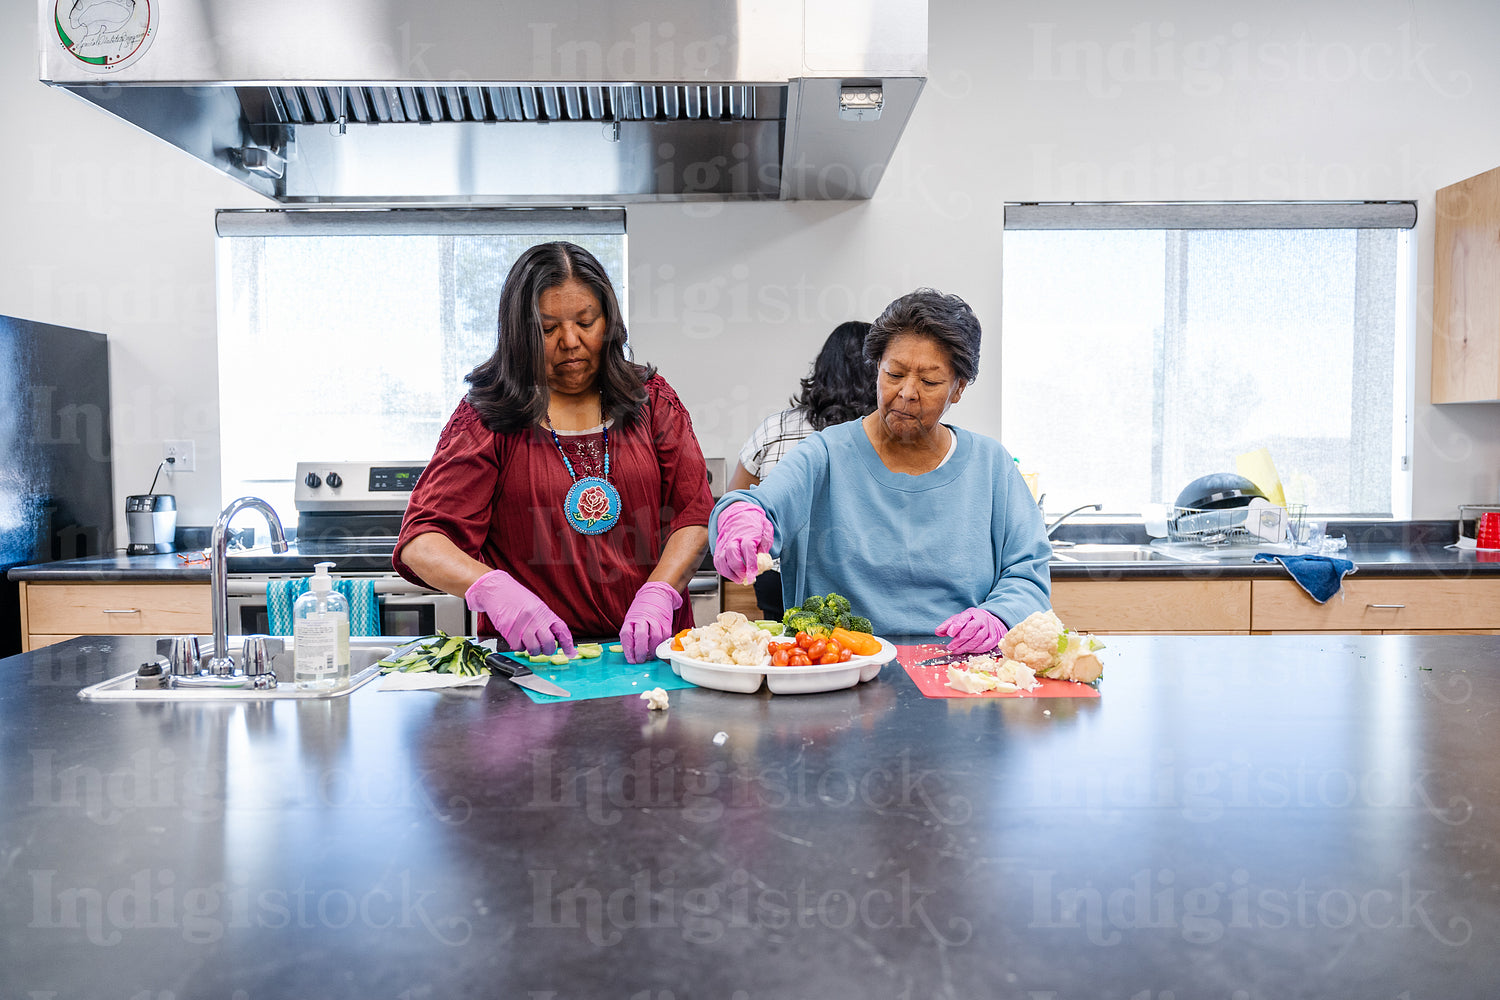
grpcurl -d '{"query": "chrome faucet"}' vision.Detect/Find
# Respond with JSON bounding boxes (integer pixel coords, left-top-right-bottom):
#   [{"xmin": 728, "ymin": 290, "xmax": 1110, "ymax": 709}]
[
  {"xmin": 207, "ymin": 497, "xmax": 288, "ymax": 673},
  {"xmin": 1045, "ymin": 503, "xmax": 1103, "ymax": 540}
]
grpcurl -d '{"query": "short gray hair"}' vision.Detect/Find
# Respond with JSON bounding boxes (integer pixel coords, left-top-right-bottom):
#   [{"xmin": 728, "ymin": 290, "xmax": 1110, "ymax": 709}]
[{"xmin": 865, "ymin": 288, "xmax": 981, "ymax": 384}]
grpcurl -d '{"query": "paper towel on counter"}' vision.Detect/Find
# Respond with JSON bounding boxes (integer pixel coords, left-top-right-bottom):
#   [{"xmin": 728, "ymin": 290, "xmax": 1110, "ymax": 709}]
[{"xmin": 379, "ymin": 671, "xmax": 490, "ymax": 691}]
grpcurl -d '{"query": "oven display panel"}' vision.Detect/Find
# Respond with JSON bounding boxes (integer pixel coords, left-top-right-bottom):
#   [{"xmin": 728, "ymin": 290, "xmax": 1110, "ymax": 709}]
[{"xmin": 369, "ymin": 466, "xmax": 424, "ymax": 493}]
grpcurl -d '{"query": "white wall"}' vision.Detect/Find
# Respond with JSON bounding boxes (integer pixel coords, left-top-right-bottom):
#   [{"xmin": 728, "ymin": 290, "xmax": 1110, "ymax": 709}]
[
  {"xmin": 631, "ymin": 0, "xmax": 1500, "ymax": 517},
  {"xmin": 3, "ymin": 0, "xmax": 1499, "ymax": 537}
]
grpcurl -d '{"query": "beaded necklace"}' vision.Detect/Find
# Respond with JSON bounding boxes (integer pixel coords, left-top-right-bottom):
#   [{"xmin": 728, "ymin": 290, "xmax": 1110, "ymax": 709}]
[{"xmin": 547, "ymin": 402, "xmax": 620, "ymax": 535}]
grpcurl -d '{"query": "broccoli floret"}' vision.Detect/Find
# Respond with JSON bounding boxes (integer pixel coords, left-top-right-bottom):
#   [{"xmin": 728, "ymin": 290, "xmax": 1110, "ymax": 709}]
[
  {"xmin": 801, "ymin": 596, "xmax": 825, "ymax": 613},
  {"xmin": 826, "ymin": 593, "xmax": 852, "ymax": 615},
  {"xmin": 783, "ymin": 610, "xmax": 821, "ymax": 634},
  {"xmin": 816, "ymin": 604, "xmax": 842, "ymax": 627},
  {"xmin": 846, "ymin": 616, "xmax": 873, "ymax": 634}
]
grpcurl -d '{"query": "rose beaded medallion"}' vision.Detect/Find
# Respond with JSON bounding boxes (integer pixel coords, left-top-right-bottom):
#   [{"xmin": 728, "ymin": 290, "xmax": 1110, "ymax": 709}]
[
  {"xmin": 549, "ymin": 422, "xmax": 621, "ymax": 535},
  {"xmin": 565, "ymin": 478, "xmax": 621, "ymax": 534}
]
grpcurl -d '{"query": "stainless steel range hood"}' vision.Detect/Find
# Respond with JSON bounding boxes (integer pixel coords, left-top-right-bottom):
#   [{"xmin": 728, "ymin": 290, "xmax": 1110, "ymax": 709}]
[{"xmin": 39, "ymin": 0, "xmax": 926, "ymax": 204}]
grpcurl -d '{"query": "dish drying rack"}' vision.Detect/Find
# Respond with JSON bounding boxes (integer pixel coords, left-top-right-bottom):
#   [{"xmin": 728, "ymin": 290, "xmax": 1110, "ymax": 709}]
[{"xmin": 1168, "ymin": 502, "xmax": 1307, "ymax": 548}]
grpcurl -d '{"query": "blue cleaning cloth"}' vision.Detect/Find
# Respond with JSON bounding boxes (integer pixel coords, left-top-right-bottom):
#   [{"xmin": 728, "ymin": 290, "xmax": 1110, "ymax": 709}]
[
  {"xmin": 266, "ymin": 577, "xmax": 381, "ymax": 636},
  {"xmin": 1253, "ymin": 554, "xmax": 1357, "ymax": 603}
]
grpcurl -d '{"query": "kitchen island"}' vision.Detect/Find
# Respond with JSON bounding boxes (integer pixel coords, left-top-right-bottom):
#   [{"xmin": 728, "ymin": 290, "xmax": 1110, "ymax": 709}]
[{"xmin": 3, "ymin": 633, "xmax": 1497, "ymax": 998}]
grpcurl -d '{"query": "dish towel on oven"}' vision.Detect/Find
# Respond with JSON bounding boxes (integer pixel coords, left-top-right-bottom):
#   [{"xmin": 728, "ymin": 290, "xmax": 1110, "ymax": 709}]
[
  {"xmin": 1252, "ymin": 554, "xmax": 1356, "ymax": 604},
  {"xmin": 265, "ymin": 577, "xmax": 380, "ymax": 636}
]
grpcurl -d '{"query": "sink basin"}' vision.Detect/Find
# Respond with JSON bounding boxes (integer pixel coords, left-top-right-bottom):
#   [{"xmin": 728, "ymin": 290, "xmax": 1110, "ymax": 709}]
[
  {"xmin": 1049, "ymin": 543, "xmax": 1186, "ymax": 563},
  {"xmin": 78, "ymin": 640, "xmax": 396, "ymax": 701}
]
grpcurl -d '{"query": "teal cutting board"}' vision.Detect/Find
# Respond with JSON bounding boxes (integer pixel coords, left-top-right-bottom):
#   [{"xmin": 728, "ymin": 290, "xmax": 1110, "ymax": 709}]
[{"xmin": 498, "ymin": 641, "xmax": 695, "ymax": 704}]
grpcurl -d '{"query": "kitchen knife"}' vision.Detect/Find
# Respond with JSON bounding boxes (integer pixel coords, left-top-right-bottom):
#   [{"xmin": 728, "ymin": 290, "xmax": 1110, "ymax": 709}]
[
  {"xmin": 915, "ymin": 650, "xmax": 998, "ymax": 666},
  {"xmin": 484, "ymin": 652, "xmax": 571, "ymax": 698}
]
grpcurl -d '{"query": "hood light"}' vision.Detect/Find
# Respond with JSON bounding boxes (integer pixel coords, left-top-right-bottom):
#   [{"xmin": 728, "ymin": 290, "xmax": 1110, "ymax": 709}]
[{"xmin": 839, "ymin": 84, "xmax": 884, "ymax": 122}]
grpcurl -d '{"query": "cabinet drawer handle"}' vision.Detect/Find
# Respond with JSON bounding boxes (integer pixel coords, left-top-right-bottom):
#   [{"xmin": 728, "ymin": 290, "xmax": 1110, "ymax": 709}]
[
  {"xmin": 101, "ymin": 608, "xmax": 142, "ymax": 614},
  {"xmin": 1366, "ymin": 604, "xmax": 1405, "ymax": 610}
]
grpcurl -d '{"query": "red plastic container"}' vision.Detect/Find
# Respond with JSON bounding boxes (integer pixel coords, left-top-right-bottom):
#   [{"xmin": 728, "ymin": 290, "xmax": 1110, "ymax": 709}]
[{"xmin": 1477, "ymin": 512, "xmax": 1500, "ymax": 550}]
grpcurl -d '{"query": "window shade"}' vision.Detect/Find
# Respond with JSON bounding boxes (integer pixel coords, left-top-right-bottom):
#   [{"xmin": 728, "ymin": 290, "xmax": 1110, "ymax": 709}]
[
  {"xmin": 215, "ymin": 208, "xmax": 626, "ymax": 238},
  {"xmin": 1004, "ymin": 202, "xmax": 1417, "ymax": 231}
]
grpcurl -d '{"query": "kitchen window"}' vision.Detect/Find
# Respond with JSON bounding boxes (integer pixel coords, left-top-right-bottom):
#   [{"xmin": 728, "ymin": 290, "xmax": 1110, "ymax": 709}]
[
  {"xmin": 215, "ymin": 209, "xmax": 626, "ymax": 525},
  {"xmin": 999, "ymin": 202, "xmax": 1414, "ymax": 519}
]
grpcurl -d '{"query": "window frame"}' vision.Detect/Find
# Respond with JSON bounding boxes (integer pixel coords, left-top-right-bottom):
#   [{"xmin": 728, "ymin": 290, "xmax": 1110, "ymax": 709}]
[
  {"xmin": 213, "ymin": 207, "xmax": 628, "ymax": 526},
  {"xmin": 1000, "ymin": 201, "xmax": 1416, "ymax": 521}
]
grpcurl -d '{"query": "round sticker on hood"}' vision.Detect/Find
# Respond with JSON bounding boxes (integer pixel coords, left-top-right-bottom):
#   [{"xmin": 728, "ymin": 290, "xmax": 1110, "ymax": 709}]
[{"xmin": 54, "ymin": 0, "xmax": 156, "ymax": 73}]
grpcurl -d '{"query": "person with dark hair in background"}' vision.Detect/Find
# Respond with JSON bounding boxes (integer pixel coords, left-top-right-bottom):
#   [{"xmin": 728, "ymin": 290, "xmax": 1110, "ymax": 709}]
[
  {"xmin": 725, "ymin": 320, "xmax": 876, "ymax": 618},
  {"xmin": 395, "ymin": 242, "xmax": 713, "ymax": 663},
  {"xmin": 710, "ymin": 289, "xmax": 1050, "ymax": 652}
]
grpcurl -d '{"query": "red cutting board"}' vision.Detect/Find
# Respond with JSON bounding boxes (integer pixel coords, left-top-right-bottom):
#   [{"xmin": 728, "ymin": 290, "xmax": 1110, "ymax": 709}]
[{"xmin": 898, "ymin": 644, "xmax": 1101, "ymax": 699}]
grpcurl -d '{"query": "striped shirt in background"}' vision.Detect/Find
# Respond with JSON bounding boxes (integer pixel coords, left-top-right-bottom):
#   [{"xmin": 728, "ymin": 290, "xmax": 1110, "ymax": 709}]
[{"xmin": 738, "ymin": 408, "xmax": 816, "ymax": 480}]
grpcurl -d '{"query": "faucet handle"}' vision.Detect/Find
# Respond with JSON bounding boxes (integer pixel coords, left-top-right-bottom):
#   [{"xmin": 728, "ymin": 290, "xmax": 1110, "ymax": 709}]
[
  {"xmin": 241, "ymin": 636, "xmax": 284, "ymax": 679},
  {"xmin": 156, "ymin": 635, "xmax": 202, "ymax": 676}
]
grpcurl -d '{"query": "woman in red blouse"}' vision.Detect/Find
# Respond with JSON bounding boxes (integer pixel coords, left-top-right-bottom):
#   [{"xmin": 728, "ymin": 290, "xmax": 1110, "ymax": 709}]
[{"xmin": 394, "ymin": 242, "xmax": 713, "ymax": 663}]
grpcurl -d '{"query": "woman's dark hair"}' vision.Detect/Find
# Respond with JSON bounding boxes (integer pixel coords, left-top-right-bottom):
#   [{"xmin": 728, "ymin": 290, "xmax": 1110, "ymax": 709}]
[
  {"xmin": 792, "ymin": 321, "xmax": 876, "ymax": 431},
  {"xmin": 865, "ymin": 288, "xmax": 981, "ymax": 385},
  {"xmin": 465, "ymin": 242, "xmax": 654, "ymax": 433}
]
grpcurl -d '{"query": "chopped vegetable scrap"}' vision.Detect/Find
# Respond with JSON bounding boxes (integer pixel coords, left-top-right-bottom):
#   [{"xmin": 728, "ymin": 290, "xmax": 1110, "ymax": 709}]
[
  {"xmin": 945, "ymin": 654, "xmax": 1039, "ymax": 694},
  {"xmin": 526, "ymin": 641, "xmax": 604, "ymax": 666},
  {"xmin": 377, "ymin": 632, "xmax": 491, "ymax": 677},
  {"xmin": 641, "ymin": 687, "xmax": 670, "ymax": 711}
]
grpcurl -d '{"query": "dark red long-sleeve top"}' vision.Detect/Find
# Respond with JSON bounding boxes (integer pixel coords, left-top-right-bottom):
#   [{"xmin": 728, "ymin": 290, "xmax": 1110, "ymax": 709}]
[{"xmin": 394, "ymin": 374, "xmax": 713, "ymax": 638}]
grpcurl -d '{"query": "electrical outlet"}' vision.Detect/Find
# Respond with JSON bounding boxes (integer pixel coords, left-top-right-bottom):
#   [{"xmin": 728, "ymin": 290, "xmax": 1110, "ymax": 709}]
[{"xmin": 163, "ymin": 440, "xmax": 196, "ymax": 473}]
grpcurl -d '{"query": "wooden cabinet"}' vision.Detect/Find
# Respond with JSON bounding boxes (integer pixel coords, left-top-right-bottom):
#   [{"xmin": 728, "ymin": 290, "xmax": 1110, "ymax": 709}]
[
  {"xmin": 721, "ymin": 582, "xmax": 763, "ymax": 620},
  {"xmin": 1250, "ymin": 576, "xmax": 1500, "ymax": 633},
  {"xmin": 1051, "ymin": 579, "xmax": 1252, "ymax": 634},
  {"xmin": 19, "ymin": 581, "xmax": 211, "ymax": 652},
  {"xmin": 1432, "ymin": 164, "xmax": 1500, "ymax": 403}
]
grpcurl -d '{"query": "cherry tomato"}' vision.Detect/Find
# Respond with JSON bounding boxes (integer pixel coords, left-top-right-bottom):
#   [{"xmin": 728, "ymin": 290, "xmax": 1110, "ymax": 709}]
[
  {"xmin": 807, "ymin": 639, "xmax": 827, "ymax": 660},
  {"xmin": 791, "ymin": 652, "xmax": 811, "ymax": 666},
  {"xmin": 826, "ymin": 638, "xmax": 842, "ymax": 657},
  {"xmin": 772, "ymin": 649, "xmax": 789, "ymax": 666},
  {"xmin": 795, "ymin": 631, "xmax": 810, "ymax": 645},
  {"xmin": 818, "ymin": 652, "xmax": 840, "ymax": 664},
  {"xmin": 838, "ymin": 648, "xmax": 852, "ymax": 662}
]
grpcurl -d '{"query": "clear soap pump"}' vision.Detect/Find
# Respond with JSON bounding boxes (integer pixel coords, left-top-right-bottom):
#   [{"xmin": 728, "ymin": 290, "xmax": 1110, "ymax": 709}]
[{"xmin": 293, "ymin": 561, "xmax": 350, "ymax": 690}]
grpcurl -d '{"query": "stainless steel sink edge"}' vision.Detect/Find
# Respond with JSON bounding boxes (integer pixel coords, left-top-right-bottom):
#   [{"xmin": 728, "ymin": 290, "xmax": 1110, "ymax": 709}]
[{"xmin": 78, "ymin": 643, "xmax": 395, "ymax": 702}]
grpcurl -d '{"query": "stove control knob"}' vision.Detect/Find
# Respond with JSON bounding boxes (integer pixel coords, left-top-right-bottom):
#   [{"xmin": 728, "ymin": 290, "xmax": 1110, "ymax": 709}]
[
  {"xmin": 304, "ymin": 472, "xmax": 322, "ymax": 489},
  {"xmin": 326, "ymin": 472, "xmax": 343, "ymax": 489}
]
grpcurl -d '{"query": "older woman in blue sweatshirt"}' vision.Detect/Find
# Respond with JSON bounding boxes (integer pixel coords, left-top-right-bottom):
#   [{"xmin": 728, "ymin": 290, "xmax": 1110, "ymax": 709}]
[{"xmin": 709, "ymin": 288, "xmax": 1051, "ymax": 653}]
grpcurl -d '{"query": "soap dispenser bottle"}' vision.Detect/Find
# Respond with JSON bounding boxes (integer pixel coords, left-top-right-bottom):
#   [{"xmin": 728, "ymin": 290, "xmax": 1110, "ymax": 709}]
[{"xmin": 293, "ymin": 561, "xmax": 350, "ymax": 690}]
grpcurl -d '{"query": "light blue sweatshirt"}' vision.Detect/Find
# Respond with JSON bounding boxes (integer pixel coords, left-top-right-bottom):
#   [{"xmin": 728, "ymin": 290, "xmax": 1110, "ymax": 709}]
[{"xmin": 710, "ymin": 420, "xmax": 1051, "ymax": 635}]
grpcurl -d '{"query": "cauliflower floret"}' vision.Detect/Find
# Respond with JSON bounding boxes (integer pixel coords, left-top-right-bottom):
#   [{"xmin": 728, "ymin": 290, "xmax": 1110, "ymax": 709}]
[
  {"xmin": 998, "ymin": 610, "xmax": 1105, "ymax": 683},
  {"xmin": 999, "ymin": 609, "xmax": 1068, "ymax": 672},
  {"xmin": 677, "ymin": 612, "xmax": 771, "ymax": 665}
]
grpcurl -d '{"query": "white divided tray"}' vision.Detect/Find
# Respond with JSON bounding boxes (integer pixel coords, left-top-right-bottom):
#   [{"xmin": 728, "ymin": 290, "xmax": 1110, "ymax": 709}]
[{"xmin": 654, "ymin": 636, "xmax": 896, "ymax": 695}]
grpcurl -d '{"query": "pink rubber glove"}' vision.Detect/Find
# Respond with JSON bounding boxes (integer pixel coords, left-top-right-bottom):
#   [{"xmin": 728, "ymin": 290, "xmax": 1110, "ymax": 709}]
[
  {"xmin": 935, "ymin": 607, "xmax": 1008, "ymax": 654},
  {"xmin": 713, "ymin": 502, "xmax": 774, "ymax": 585},
  {"xmin": 465, "ymin": 569, "xmax": 575, "ymax": 657},
  {"xmin": 620, "ymin": 581, "xmax": 683, "ymax": 664}
]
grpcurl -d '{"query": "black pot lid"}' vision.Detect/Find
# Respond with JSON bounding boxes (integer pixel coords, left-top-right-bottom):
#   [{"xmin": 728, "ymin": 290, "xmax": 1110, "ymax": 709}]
[{"xmin": 1175, "ymin": 473, "xmax": 1267, "ymax": 511}]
